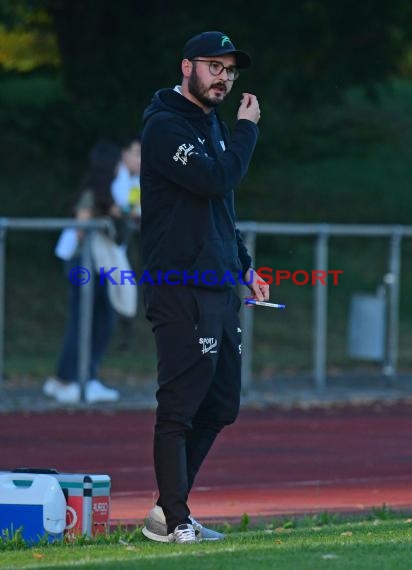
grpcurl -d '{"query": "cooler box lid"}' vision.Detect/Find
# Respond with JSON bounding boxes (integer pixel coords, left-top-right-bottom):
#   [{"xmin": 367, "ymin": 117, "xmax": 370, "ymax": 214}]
[{"xmin": 0, "ymin": 473, "xmax": 66, "ymax": 542}]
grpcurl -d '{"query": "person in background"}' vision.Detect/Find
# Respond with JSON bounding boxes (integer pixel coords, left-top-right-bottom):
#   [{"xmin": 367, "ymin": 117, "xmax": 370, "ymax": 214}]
[
  {"xmin": 140, "ymin": 31, "xmax": 268, "ymax": 544},
  {"xmin": 43, "ymin": 141, "xmax": 122, "ymax": 404},
  {"xmin": 111, "ymin": 134, "xmax": 142, "ymax": 224},
  {"xmin": 111, "ymin": 134, "xmax": 142, "ymax": 350}
]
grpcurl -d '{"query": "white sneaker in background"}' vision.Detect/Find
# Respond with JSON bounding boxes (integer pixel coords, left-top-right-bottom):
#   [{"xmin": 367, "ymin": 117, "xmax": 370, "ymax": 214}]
[
  {"xmin": 43, "ymin": 377, "xmax": 80, "ymax": 404},
  {"xmin": 85, "ymin": 379, "xmax": 120, "ymax": 403}
]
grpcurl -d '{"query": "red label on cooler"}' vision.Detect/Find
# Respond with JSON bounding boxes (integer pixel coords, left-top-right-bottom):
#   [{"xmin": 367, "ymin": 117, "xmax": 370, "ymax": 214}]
[
  {"xmin": 65, "ymin": 496, "xmax": 83, "ymax": 539},
  {"xmin": 92, "ymin": 497, "xmax": 110, "ymax": 534}
]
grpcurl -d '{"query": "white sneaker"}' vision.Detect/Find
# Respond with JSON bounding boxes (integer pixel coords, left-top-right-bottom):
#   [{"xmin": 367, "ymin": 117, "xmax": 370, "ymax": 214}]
[
  {"xmin": 142, "ymin": 505, "xmax": 224, "ymax": 543},
  {"xmin": 85, "ymin": 379, "xmax": 120, "ymax": 403},
  {"xmin": 43, "ymin": 377, "xmax": 80, "ymax": 404},
  {"xmin": 168, "ymin": 523, "xmax": 197, "ymax": 544}
]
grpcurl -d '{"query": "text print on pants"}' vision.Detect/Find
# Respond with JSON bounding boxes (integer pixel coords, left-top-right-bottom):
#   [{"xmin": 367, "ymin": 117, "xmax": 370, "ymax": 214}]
[{"xmin": 199, "ymin": 337, "xmax": 218, "ymax": 355}]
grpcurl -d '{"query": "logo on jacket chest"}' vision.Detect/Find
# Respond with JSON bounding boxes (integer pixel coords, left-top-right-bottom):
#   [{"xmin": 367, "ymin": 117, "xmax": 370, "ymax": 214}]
[{"xmin": 196, "ymin": 136, "xmax": 224, "ymax": 150}]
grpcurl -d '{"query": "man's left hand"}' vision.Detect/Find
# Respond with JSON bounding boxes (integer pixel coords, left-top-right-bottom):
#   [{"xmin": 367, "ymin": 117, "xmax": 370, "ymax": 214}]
[{"xmin": 244, "ymin": 268, "xmax": 270, "ymax": 302}]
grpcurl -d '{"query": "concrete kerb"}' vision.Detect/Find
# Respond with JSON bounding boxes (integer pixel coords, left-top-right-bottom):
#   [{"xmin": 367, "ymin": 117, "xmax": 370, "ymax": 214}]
[{"xmin": 2, "ymin": 372, "xmax": 412, "ymax": 412}]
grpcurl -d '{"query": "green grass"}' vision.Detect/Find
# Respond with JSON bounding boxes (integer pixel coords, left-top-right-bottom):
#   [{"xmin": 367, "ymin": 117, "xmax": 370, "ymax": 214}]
[{"xmin": 2, "ymin": 514, "xmax": 412, "ymax": 569}]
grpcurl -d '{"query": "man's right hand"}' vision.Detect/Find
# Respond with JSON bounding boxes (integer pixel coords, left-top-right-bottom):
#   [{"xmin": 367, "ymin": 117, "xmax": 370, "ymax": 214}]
[{"xmin": 237, "ymin": 93, "xmax": 261, "ymax": 124}]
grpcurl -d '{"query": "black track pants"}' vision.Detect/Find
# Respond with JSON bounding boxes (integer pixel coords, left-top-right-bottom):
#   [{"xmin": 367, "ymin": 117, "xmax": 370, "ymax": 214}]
[{"xmin": 144, "ymin": 284, "xmax": 242, "ymax": 533}]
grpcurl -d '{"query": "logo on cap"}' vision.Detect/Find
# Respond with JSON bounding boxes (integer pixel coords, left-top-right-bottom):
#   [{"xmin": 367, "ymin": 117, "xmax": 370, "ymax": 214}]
[{"xmin": 221, "ymin": 35, "xmax": 231, "ymax": 47}]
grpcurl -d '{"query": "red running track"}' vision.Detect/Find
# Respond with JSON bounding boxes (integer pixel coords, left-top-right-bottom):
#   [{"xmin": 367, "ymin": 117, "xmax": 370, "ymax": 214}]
[{"xmin": 1, "ymin": 403, "xmax": 412, "ymax": 524}]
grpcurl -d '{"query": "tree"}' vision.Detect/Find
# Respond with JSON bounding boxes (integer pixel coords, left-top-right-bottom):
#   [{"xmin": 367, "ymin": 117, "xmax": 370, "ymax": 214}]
[
  {"xmin": 248, "ymin": 0, "xmax": 412, "ymax": 106},
  {"xmin": 47, "ymin": 0, "xmax": 412, "ymax": 111},
  {"xmin": 3, "ymin": 0, "xmax": 412, "ymax": 155},
  {"xmin": 0, "ymin": 0, "xmax": 59, "ymax": 72}
]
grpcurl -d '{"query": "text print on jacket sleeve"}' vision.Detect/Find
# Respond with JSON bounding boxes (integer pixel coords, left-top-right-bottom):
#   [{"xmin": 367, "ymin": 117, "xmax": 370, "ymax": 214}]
[{"xmin": 145, "ymin": 113, "xmax": 258, "ymax": 200}]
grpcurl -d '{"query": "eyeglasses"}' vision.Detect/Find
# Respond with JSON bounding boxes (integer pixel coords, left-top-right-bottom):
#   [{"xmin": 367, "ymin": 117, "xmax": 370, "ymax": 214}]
[{"xmin": 190, "ymin": 59, "xmax": 239, "ymax": 81}]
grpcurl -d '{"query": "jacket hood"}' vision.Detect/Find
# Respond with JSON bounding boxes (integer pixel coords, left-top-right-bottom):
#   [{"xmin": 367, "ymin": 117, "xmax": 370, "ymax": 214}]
[{"xmin": 143, "ymin": 88, "xmax": 207, "ymax": 125}]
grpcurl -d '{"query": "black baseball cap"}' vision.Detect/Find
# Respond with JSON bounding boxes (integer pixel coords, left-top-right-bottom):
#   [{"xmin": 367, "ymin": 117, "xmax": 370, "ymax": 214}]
[{"xmin": 182, "ymin": 31, "xmax": 251, "ymax": 69}]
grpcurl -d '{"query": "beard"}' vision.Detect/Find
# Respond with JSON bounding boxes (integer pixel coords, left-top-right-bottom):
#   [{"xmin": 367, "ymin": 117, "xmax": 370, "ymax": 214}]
[{"xmin": 188, "ymin": 66, "xmax": 227, "ymax": 108}]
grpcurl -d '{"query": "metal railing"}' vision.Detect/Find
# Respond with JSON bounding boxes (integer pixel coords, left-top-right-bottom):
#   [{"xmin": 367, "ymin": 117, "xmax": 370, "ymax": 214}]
[
  {"xmin": 0, "ymin": 218, "xmax": 114, "ymax": 400},
  {"xmin": 1, "ymin": 218, "xmax": 412, "ymax": 398},
  {"xmin": 237, "ymin": 222, "xmax": 412, "ymax": 392}
]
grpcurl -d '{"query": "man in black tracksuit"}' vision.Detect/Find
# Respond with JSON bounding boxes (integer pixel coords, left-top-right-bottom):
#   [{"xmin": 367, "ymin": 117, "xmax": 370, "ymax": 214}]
[{"xmin": 140, "ymin": 31, "xmax": 269, "ymax": 544}]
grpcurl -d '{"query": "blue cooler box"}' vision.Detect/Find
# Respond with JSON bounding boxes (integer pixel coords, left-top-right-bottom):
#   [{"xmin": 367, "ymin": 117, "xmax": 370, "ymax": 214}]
[{"xmin": 0, "ymin": 473, "xmax": 66, "ymax": 543}]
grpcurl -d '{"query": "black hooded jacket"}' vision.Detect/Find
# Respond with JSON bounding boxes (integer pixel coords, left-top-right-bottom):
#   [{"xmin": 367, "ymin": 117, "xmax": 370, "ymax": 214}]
[{"xmin": 140, "ymin": 87, "xmax": 259, "ymax": 289}]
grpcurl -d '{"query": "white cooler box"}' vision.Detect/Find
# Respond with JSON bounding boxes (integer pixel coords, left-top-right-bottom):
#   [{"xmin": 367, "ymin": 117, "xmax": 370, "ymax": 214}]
[{"xmin": 0, "ymin": 473, "xmax": 66, "ymax": 543}]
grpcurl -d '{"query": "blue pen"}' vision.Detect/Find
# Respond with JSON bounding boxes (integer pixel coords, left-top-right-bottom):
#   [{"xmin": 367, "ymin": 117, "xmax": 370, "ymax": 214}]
[{"xmin": 245, "ymin": 299, "xmax": 286, "ymax": 309}]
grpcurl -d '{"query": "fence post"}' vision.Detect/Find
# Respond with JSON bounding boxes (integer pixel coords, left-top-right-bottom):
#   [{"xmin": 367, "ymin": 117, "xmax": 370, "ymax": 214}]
[
  {"xmin": 240, "ymin": 230, "xmax": 256, "ymax": 394},
  {"xmin": 314, "ymin": 228, "xmax": 329, "ymax": 391},
  {"xmin": 78, "ymin": 231, "xmax": 94, "ymax": 402},
  {"xmin": 383, "ymin": 228, "xmax": 402, "ymax": 378},
  {"xmin": 0, "ymin": 221, "xmax": 6, "ymax": 393}
]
